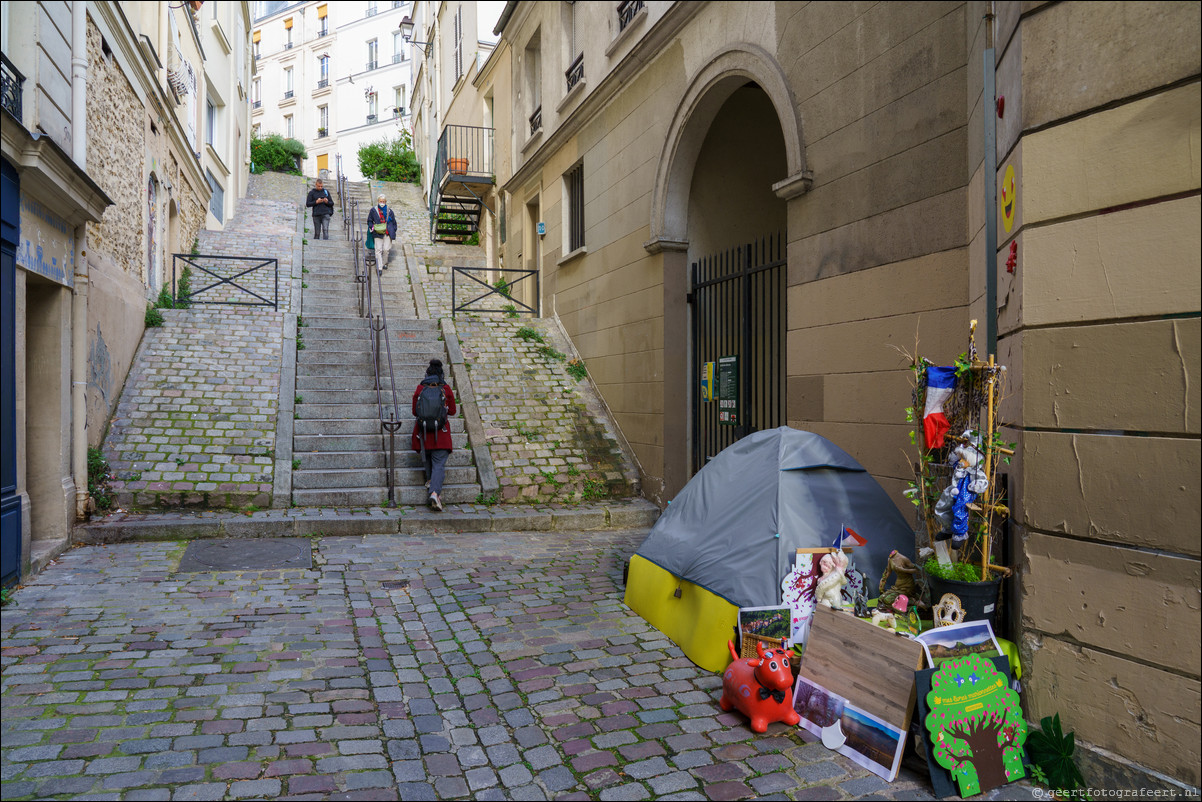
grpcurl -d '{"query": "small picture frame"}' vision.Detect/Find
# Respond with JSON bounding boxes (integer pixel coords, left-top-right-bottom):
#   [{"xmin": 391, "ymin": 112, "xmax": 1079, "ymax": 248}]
[
  {"xmin": 915, "ymin": 619, "xmax": 1003, "ymax": 668},
  {"xmin": 737, "ymin": 605, "xmax": 792, "ymax": 644}
]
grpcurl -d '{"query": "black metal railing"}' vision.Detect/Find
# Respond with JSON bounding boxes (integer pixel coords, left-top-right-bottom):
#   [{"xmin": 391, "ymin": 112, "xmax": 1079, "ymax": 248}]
[
  {"xmin": 618, "ymin": 0, "xmax": 645, "ymax": 32},
  {"xmin": 1, "ymin": 52, "xmax": 24, "ymax": 121},
  {"xmin": 366, "ymin": 60, "xmax": 378, "ymax": 71},
  {"xmin": 317, "ymin": 127, "xmax": 328, "ymax": 138},
  {"xmin": 393, "ymin": 53, "xmax": 404, "ymax": 64},
  {"xmin": 172, "ymin": 254, "xmax": 279, "ymax": 308},
  {"xmin": 366, "ymin": 113, "xmax": 378, "ymax": 124},
  {"xmin": 284, "ymin": 90, "xmax": 294, "ymax": 99},
  {"xmin": 319, "ymin": 24, "xmax": 328, "ymax": 36},
  {"xmin": 317, "ymin": 78, "xmax": 329, "ymax": 89},
  {"xmin": 428, "ymin": 124, "xmax": 495, "ymax": 240},
  {"xmin": 284, "ymin": 41, "xmax": 294, "ymax": 50},
  {"xmin": 529, "ymin": 105, "xmax": 542, "ymax": 136},
  {"xmin": 452, "ymin": 267, "xmax": 539, "ymax": 317},
  {"xmin": 252, "ymin": 99, "xmax": 262, "ymax": 109},
  {"xmin": 565, "ymin": 53, "xmax": 584, "ymax": 93},
  {"xmin": 366, "ymin": 6, "xmax": 378, "ymax": 17}
]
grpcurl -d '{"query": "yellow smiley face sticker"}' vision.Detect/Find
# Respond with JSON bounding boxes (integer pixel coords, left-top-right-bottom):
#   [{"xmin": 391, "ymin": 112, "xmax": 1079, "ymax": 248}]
[{"xmin": 1001, "ymin": 164, "xmax": 1016, "ymax": 234}]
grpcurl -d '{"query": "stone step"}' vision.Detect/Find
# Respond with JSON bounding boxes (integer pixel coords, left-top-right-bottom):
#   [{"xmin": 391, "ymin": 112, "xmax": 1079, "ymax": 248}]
[
  {"xmin": 297, "ymin": 357, "xmax": 442, "ymax": 374},
  {"xmin": 292, "ymin": 483, "xmax": 482, "ymax": 507},
  {"xmin": 295, "ymin": 449, "xmax": 476, "ymax": 470},
  {"xmin": 295, "ymin": 411, "xmax": 466, "ymax": 433},
  {"xmin": 294, "ymin": 432, "xmax": 470, "ymax": 452},
  {"xmin": 302, "ymin": 342, "xmax": 447, "ymax": 358},
  {"xmin": 292, "ymin": 465, "xmax": 478, "ymax": 489}
]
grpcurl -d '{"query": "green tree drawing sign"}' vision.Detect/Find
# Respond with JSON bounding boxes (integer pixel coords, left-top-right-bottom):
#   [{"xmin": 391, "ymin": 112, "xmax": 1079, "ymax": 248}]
[{"xmin": 924, "ymin": 653, "xmax": 1027, "ymax": 797}]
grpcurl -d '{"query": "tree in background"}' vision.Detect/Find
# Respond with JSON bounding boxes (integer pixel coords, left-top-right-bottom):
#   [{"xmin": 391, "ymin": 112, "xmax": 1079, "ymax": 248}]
[
  {"xmin": 358, "ymin": 132, "xmax": 420, "ymax": 184},
  {"xmin": 251, "ymin": 133, "xmax": 308, "ymax": 175}
]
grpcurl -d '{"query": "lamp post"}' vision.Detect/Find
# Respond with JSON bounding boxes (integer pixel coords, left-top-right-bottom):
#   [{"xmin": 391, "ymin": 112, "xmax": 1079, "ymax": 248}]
[{"xmin": 399, "ymin": 16, "xmax": 434, "ymax": 56}]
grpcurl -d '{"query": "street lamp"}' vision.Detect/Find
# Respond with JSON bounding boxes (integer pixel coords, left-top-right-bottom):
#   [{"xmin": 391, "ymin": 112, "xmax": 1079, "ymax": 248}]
[{"xmin": 398, "ymin": 16, "xmax": 433, "ymax": 56}]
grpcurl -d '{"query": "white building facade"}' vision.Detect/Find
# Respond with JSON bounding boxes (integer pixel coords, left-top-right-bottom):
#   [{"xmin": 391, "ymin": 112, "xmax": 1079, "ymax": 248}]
[{"xmin": 252, "ymin": 0, "xmax": 414, "ymax": 182}]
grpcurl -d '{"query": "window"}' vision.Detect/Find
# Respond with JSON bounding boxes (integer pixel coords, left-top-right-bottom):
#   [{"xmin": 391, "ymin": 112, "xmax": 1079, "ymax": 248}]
[
  {"xmin": 285, "ymin": 114, "xmax": 293, "ymax": 137},
  {"xmin": 285, "ymin": 19, "xmax": 293, "ymax": 48},
  {"xmin": 317, "ymin": 4, "xmax": 329, "ymax": 36},
  {"xmin": 319, "ymin": 105, "xmax": 328, "ymax": 136},
  {"xmin": 207, "ymin": 169, "xmax": 224, "ymax": 223},
  {"xmin": 319, "ymin": 55, "xmax": 329, "ymax": 87},
  {"xmin": 453, "ymin": 6, "xmax": 463, "ymax": 80},
  {"xmin": 564, "ymin": 162, "xmax": 584, "ymax": 253},
  {"xmin": 205, "ymin": 98, "xmax": 216, "ymax": 146},
  {"xmin": 284, "ymin": 67, "xmax": 293, "ymax": 98},
  {"xmin": 394, "ymin": 86, "xmax": 405, "ymax": 118},
  {"xmin": 366, "ymin": 2, "xmax": 378, "ymax": 17},
  {"xmin": 252, "ymin": 78, "xmax": 261, "ymax": 108},
  {"xmin": 393, "ymin": 31, "xmax": 403, "ymax": 63},
  {"xmin": 367, "ymin": 39, "xmax": 378, "ymax": 71},
  {"xmin": 253, "ymin": 40, "xmax": 260, "ymax": 60},
  {"xmin": 525, "ymin": 34, "xmax": 542, "ymax": 136},
  {"xmin": 367, "ymin": 91, "xmax": 378, "ymax": 122}
]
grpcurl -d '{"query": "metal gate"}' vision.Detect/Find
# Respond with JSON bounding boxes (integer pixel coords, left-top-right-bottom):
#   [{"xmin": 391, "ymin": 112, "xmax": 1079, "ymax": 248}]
[{"xmin": 689, "ymin": 233, "xmax": 786, "ymax": 473}]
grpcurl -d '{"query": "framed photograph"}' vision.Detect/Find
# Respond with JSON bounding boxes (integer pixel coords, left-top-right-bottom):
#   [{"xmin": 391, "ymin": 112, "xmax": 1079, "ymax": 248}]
[
  {"xmin": 737, "ymin": 605, "xmax": 792, "ymax": 643},
  {"xmin": 915, "ymin": 619, "xmax": 1003, "ymax": 668},
  {"xmin": 793, "ymin": 675, "xmax": 906, "ymax": 782}
]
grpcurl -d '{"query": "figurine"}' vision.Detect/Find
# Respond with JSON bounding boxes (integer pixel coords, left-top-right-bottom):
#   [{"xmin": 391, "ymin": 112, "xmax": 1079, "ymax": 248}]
[
  {"xmin": 933, "ymin": 593, "xmax": 967, "ymax": 626},
  {"xmin": 814, "ymin": 550, "xmax": 849, "ymax": 610},
  {"xmin": 879, "ymin": 550, "xmax": 922, "ymax": 613},
  {"xmin": 934, "ymin": 431, "xmax": 990, "ymax": 549},
  {"xmin": 849, "ymin": 569, "xmax": 870, "ymax": 618},
  {"xmin": 719, "ymin": 640, "xmax": 801, "ymax": 733},
  {"xmin": 871, "ymin": 609, "xmax": 898, "ymax": 631}
]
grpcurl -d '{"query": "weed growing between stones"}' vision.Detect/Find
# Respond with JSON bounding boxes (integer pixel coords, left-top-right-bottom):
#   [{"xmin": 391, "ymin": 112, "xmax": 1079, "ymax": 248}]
[
  {"xmin": 566, "ymin": 359, "xmax": 587, "ymax": 381},
  {"xmin": 295, "ymin": 394, "xmax": 303, "ymax": 404},
  {"xmin": 516, "ymin": 326, "xmax": 544, "ymax": 343},
  {"xmin": 87, "ymin": 447, "xmax": 115, "ymax": 512},
  {"xmin": 145, "ymin": 304, "xmax": 164, "ymax": 328},
  {"xmin": 514, "ymin": 423, "xmax": 540, "ymax": 440},
  {"xmin": 537, "ymin": 345, "xmax": 566, "ymax": 361},
  {"xmin": 0, "ymin": 586, "xmax": 12, "ymax": 607},
  {"xmin": 174, "ymin": 265, "xmax": 194, "ymax": 309},
  {"xmin": 502, "ymin": 303, "xmax": 519, "ymax": 319},
  {"xmin": 475, "ymin": 491, "xmax": 500, "ymax": 505},
  {"xmin": 190, "ymin": 236, "xmax": 200, "ymax": 256},
  {"xmin": 582, "ymin": 478, "xmax": 607, "ymax": 501},
  {"xmin": 292, "ymin": 458, "xmax": 302, "ymax": 470}
]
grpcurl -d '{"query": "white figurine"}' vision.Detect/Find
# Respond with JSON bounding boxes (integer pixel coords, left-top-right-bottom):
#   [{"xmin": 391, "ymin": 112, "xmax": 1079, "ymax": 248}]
[{"xmin": 814, "ymin": 550, "xmax": 849, "ymax": 610}]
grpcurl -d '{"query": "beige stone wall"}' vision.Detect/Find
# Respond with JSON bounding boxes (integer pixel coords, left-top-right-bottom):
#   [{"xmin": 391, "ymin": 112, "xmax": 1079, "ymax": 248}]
[{"xmin": 997, "ymin": 1, "xmax": 1201, "ymax": 785}]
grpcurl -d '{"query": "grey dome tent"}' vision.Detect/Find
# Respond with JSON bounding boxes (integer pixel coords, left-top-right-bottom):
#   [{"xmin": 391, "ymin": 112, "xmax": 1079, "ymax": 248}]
[{"xmin": 624, "ymin": 427, "xmax": 916, "ymax": 672}]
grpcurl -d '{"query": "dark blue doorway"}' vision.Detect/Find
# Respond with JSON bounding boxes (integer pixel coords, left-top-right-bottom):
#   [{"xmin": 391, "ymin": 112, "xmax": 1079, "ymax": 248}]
[{"xmin": 1, "ymin": 156, "xmax": 21, "ymax": 586}]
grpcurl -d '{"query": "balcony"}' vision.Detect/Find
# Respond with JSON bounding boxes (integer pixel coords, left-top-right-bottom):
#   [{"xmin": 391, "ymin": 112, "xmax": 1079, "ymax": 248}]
[
  {"xmin": 429, "ymin": 124, "xmax": 496, "ymax": 243},
  {"xmin": 618, "ymin": 0, "xmax": 645, "ymax": 32},
  {"xmin": 317, "ymin": 128, "xmax": 328, "ymax": 138},
  {"xmin": 366, "ymin": 6, "xmax": 378, "ymax": 17},
  {"xmin": 392, "ymin": 53, "xmax": 404, "ymax": 64},
  {"xmin": 252, "ymin": 99, "xmax": 262, "ymax": 109},
  {"xmin": 283, "ymin": 90, "xmax": 294, "ymax": 99},
  {"xmin": 318, "ymin": 25, "xmax": 328, "ymax": 37},
  {"xmin": 565, "ymin": 53, "xmax": 584, "ymax": 93},
  {"xmin": 366, "ymin": 60, "xmax": 378, "ymax": 71},
  {"xmin": 529, "ymin": 105, "xmax": 542, "ymax": 136},
  {"xmin": 366, "ymin": 114, "xmax": 378, "ymax": 124},
  {"xmin": 284, "ymin": 41, "xmax": 294, "ymax": 50},
  {"xmin": 317, "ymin": 78, "xmax": 329, "ymax": 89},
  {"xmin": 0, "ymin": 52, "xmax": 23, "ymax": 121}
]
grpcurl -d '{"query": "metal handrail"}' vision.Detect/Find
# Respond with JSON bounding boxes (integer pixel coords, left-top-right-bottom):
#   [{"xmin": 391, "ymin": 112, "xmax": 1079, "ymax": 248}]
[
  {"xmin": 452, "ymin": 267, "xmax": 539, "ymax": 317},
  {"xmin": 362, "ymin": 229, "xmax": 403, "ymax": 506}
]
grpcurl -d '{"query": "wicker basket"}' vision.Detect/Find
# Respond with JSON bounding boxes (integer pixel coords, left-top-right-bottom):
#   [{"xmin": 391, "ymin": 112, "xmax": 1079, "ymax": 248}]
[{"xmin": 739, "ymin": 631, "xmax": 787, "ymax": 659}]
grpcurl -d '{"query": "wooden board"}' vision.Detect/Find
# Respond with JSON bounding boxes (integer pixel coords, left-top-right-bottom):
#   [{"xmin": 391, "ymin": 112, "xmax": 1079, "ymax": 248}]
[{"xmin": 798, "ymin": 604, "xmax": 925, "ymax": 732}]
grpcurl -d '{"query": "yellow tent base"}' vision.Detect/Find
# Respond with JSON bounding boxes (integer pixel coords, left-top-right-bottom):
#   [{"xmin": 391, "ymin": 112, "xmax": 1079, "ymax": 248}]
[{"xmin": 624, "ymin": 554, "xmax": 738, "ymax": 673}]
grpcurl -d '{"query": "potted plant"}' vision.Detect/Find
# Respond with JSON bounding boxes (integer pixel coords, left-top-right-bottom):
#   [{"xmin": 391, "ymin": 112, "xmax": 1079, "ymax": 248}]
[
  {"xmin": 898, "ymin": 321, "xmax": 1014, "ymax": 627},
  {"xmin": 447, "ymin": 156, "xmax": 469, "ymax": 174},
  {"xmin": 317, "ymin": 127, "xmax": 328, "ymax": 138}
]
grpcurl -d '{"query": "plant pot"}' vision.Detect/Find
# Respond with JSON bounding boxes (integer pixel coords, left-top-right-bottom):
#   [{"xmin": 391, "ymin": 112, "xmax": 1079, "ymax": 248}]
[
  {"xmin": 928, "ymin": 575, "xmax": 1002, "ymax": 628},
  {"xmin": 448, "ymin": 157, "xmax": 469, "ymax": 174}
]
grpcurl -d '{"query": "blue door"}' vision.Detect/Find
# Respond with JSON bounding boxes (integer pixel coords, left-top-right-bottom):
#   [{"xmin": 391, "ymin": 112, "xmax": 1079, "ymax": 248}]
[{"xmin": 1, "ymin": 157, "xmax": 20, "ymax": 586}]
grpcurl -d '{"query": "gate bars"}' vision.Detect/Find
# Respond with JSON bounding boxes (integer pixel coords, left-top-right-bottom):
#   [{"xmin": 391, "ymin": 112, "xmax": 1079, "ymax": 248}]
[{"xmin": 689, "ymin": 232, "xmax": 786, "ymax": 473}]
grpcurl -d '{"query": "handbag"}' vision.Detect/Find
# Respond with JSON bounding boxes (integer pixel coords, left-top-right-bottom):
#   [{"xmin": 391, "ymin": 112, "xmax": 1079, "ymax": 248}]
[{"xmin": 373, "ymin": 207, "xmax": 388, "ymax": 235}]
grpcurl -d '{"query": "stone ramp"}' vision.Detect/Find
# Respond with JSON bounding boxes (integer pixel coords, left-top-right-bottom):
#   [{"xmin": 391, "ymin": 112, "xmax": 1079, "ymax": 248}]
[{"xmin": 101, "ymin": 173, "xmax": 304, "ymax": 511}]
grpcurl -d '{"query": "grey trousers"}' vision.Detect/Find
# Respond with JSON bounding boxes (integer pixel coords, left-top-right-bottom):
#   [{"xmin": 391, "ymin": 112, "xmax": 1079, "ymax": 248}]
[
  {"xmin": 424, "ymin": 449, "xmax": 450, "ymax": 495},
  {"xmin": 313, "ymin": 214, "xmax": 330, "ymax": 239}
]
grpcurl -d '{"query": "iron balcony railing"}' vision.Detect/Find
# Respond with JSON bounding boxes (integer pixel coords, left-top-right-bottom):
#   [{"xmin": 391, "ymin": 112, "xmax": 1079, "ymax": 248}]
[
  {"xmin": 319, "ymin": 24, "xmax": 328, "ymax": 36},
  {"xmin": 618, "ymin": 0, "xmax": 645, "ymax": 32},
  {"xmin": 529, "ymin": 105, "xmax": 542, "ymax": 136},
  {"xmin": 366, "ymin": 60, "xmax": 378, "ymax": 71},
  {"xmin": 565, "ymin": 53, "xmax": 584, "ymax": 93},
  {"xmin": 284, "ymin": 41, "xmax": 294, "ymax": 50},
  {"xmin": 1, "ymin": 52, "xmax": 24, "ymax": 121},
  {"xmin": 284, "ymin": 90, "xmax": 294, "ymax": 99},
  {"xmin": 317, "ymin": 128, "xmax": 328, "ymax": 138},
  {"xmin": 366, "ymin": 114, "xmax": 378, "ymax": 124},
  {"xmin": 252, "ymin": 99, "xmax": 262, "ymax": 109},
  {"xmin": 428, "ymin": 124, "xmax": 495, "ymax": 239},
  {"xmin": 317, "ymin": 78, "xmax": 329, "ymax": 89},
  {"xmin": 392, "ymin": 53, "xmax": 404, "ymax": 64},
  {"xmin": 366, "ymin": 6, "xmax": 378, "ymax": 17},
  {"xmin": 171, "ymin": 254, "xmax": 279, "ymax": 308}
]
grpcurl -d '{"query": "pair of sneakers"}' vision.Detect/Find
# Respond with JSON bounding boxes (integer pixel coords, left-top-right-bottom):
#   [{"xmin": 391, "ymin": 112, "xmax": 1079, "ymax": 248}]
[{"xmin": 429, "ymin": 490, "xmax": 442, "ymax": 512}]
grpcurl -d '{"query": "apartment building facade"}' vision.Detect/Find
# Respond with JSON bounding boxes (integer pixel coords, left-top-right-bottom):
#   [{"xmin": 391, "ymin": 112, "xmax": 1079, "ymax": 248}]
[
  {"xmin": 489, "ymin": 0, "xmax": 1199, "ymax": 790},
  {"xmin": 1, "ymin": 0, "xmax": 252, "ymax": 584},
  {"xmin": 252, "ymin": 0, "xmax": 414, "ymax": 182}
]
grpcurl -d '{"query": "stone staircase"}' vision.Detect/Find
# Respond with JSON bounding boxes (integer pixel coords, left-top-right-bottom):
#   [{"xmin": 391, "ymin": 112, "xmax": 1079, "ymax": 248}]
[{"xmin": 291, "ymin": 181, "xmax": 482, "ymax": 507}]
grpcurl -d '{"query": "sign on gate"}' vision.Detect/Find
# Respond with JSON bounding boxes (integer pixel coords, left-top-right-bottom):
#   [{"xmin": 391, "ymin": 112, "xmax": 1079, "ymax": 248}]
[
  {"xmin": 701, "ymin": 361, "xmax": 715, "ymax": 402},
  {"xmin": 718, "ymin": 355, "xmax": 739, "ymax": 426}
]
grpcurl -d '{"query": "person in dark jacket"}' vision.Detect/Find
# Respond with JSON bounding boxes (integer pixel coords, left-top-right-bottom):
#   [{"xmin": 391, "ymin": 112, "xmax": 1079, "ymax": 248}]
[
  {"xmin": 412, "ymin": 359, "xmax": 456, "ymax": 511},
  {"xmin": 366, "ymin": 194, "xmax": 398, "ymax": 267},
  {"xmin": 305, "ymin": 178, "xmax": 334, "ymax": 239}
]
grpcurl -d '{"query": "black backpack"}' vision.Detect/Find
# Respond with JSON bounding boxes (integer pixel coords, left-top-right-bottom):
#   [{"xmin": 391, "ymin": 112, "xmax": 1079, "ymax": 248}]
[{"xmin": 415, "ymin": 380, "xmax": 447, "ymax": 433}]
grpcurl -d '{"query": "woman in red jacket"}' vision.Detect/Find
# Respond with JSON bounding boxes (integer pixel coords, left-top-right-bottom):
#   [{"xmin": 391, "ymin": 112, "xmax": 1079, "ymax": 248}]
[{"xmin": 411, "ymin": 359, "xmax": 456, "ymax": 511}]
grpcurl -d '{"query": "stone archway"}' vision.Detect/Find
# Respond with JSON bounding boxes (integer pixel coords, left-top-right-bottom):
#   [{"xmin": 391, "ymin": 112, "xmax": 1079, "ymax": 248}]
[{"xmin": 648, "ymin": 44, "xmax": 809, "ymax": 500}]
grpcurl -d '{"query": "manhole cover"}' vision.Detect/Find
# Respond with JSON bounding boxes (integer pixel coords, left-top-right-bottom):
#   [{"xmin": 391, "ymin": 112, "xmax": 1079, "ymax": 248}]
[{"xmin": 178, "ymin": 538, "xmax": 312, "ymax": 573}]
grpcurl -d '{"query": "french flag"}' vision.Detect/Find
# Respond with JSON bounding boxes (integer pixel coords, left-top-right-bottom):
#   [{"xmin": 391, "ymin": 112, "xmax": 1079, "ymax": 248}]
[
  {"xmin": 831, "ymin": 525, "xmax": 867, "ymax": 550},
  {"xmin": 923, "ymin": 366, "xmax": 957, "ymax": 450}
]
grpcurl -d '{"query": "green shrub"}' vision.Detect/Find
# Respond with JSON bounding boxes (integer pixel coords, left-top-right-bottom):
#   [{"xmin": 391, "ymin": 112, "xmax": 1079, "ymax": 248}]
[
  {"xmin": 516, "ymin": 326, "xmax": 544, "ymax": 343},
  {"xmin": 566, "ymin": 359, "xmax": 587, "ymax": 381},
  {"xmin": 155, "ymin": 285, "xmax": 175, "ymax": 310},
  {"xmin": 175, "ymin": 265, "xmax": 194, "ymax": 309},
  {"xmin": 358, "ymin": 132, "xmax": 420, "ymax": 183},
  {"xmin": 251, "ymin": 132, "xmax": 308, "ymax": 175},
  {"xmin": 145, "ymin": 304, "xmax": 164, "ymax": 328}
]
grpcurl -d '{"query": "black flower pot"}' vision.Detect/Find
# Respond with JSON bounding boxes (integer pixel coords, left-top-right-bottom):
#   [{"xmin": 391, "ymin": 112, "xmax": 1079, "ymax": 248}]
[{"xmin": 928, "ymin": 575, "xmax": 1002, "ymax": 628}]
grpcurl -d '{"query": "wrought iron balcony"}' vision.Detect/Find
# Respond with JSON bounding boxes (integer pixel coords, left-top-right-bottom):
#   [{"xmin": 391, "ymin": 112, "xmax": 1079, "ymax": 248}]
[
  {"xmin": 565, "ymin": 53, "xmax": 584, "ymax": 93},
  {"xmin": 317, "ymin": 128, "xmax": 328, "ymax": 138},
  {"xmin": 317, "ymin": 78, "xmax": 329, "ymax": 89},
  {"xmin": 284, "ymin": 41, "xmax": 294, "ymax": 50},
  {"xmin": 529, "ymin": 105, "xmax": 542, "ymax": 136},
  {"xmin": 283, "ymin": 90, "xmax": 294, "ymax": 99},
  {"xmin": 2, "ymin": 52, "xmax": 25, "ymax": 121},
  {"xmin": 618, "ymin": 0, "xmax": 645, "ymax": 32},
  {"xmin": 366, "ymin": 114, "xmax": 377, "ymax": 124},
  {"xmin": 366, "ymin": 60, "xmax": 378, "ymax": 71},
  {"xmin": 393, "ymin": 53, "xmax": 404, "ymax": 64},
  {"xmin": 366, "ymin": 6, "xmax": 378, "ymax": 17},
  {"xmin": 252, "ymin": 99, "xmax": 262, "ymax": 109},
  {"xmin": 319, "ymin": 24, "xmax": 328, "ymax": 36}
]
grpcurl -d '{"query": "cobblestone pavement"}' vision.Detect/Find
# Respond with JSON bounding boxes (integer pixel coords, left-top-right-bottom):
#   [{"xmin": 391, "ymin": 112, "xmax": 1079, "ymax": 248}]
[{"xmin": 1, "ymin": 529, "xmax": 1038, "ymax": 801}]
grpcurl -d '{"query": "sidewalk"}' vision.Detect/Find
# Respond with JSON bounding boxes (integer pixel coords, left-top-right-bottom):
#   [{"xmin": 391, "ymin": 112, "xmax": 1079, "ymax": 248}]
[{"xmin": 0, "ymin": 527, "xmax": 1039, "ymax": 801}]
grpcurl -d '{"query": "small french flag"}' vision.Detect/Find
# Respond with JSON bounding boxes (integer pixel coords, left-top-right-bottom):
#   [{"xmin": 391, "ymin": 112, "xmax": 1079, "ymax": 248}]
[
  {"xmin": 923, "ymin": 366, "xmax": 958, "ymax": 450},
  {"xmin": 832, "ymin": 525, "xmax": 867, "ymax": 550}
]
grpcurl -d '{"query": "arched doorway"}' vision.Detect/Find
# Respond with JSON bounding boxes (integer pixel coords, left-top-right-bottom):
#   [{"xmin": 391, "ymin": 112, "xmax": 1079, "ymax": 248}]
[
  {"xmin": 649, "ymin": 46, "xmax": 807, "ymax": 495},
  {"xmin": 147, "ymin": 175, "xmax": 159, "ymax": 292}
]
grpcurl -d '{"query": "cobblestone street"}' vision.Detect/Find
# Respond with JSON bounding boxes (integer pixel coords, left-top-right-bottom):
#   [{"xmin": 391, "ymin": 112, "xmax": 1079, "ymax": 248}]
[{"xmin": 0, "ymin": 529, "xmax": 1039, "ymax": 801}]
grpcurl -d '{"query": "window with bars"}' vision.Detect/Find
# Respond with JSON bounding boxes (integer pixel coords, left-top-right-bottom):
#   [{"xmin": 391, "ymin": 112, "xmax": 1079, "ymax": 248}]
[
  {"xmin": 367, "ymin": 39, "xmax": 378, "ymax": 71},
  {"xmin": 565, "ymin": 162, "xmax": 584, "ymax": 253}
]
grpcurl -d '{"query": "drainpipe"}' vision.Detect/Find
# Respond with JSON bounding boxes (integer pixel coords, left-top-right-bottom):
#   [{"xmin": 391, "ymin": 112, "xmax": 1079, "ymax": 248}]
[
  {"xmin": 70, "ymin": 0, "xmax": 89, "ymax": 519},
  {"xmin": 983, "ymin": 5, "xmax": 998, "ymax": 358}
]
